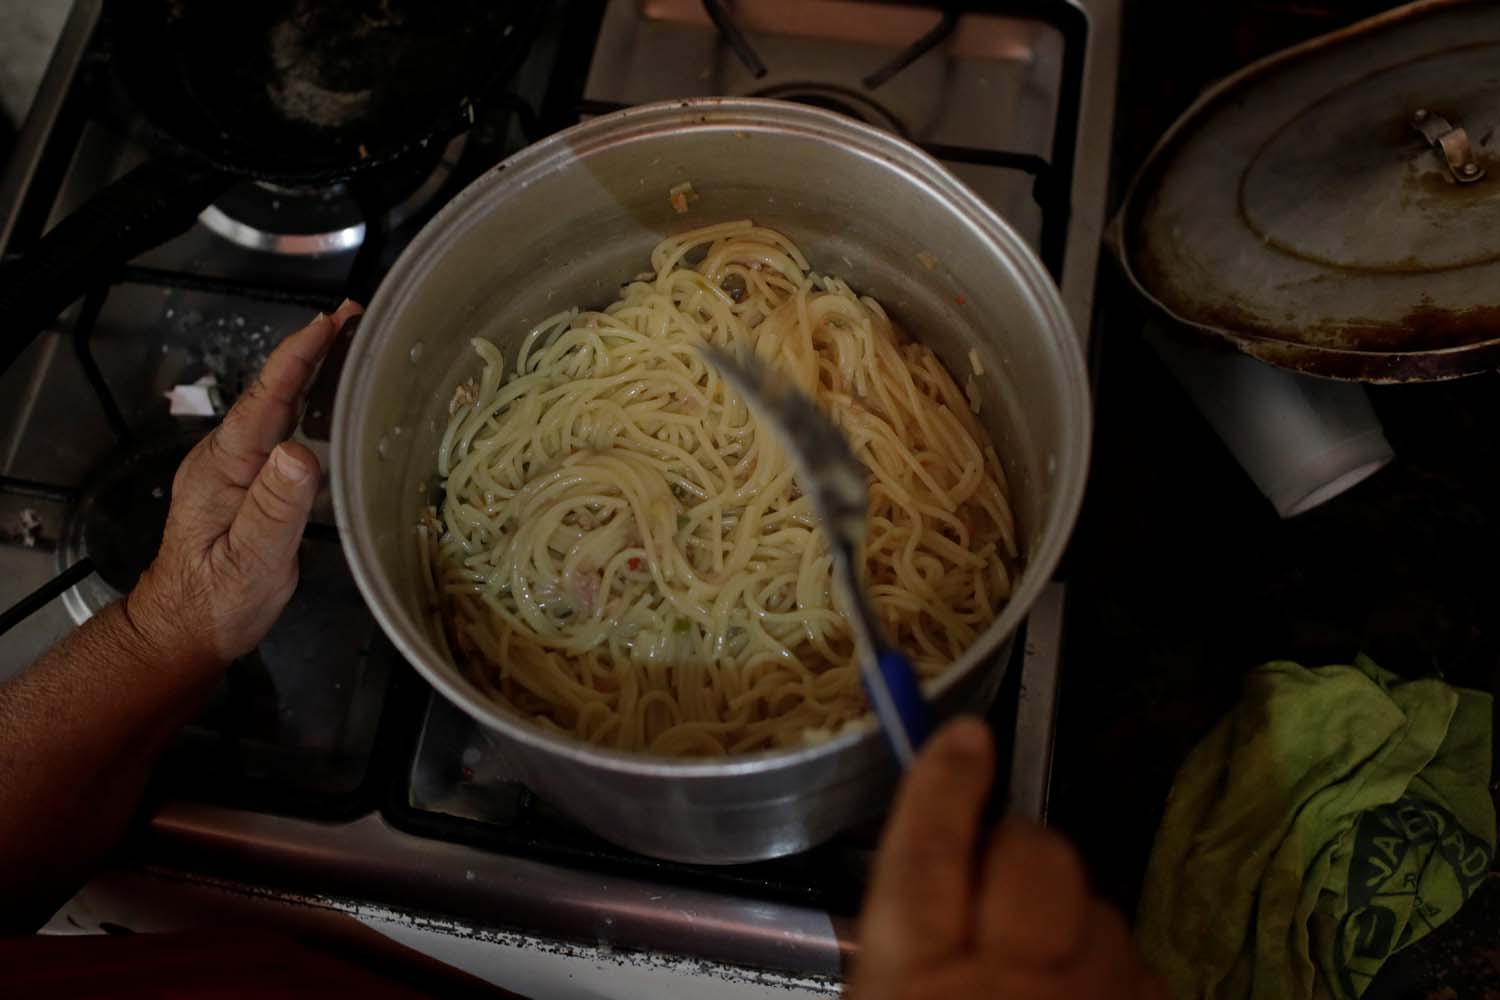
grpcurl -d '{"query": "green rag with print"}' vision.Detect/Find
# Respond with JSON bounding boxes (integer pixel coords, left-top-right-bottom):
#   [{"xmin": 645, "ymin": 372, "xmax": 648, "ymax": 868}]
[{"xmin": 1137, "ymin": 657, "xmax": 1494, "ymax": 1000}]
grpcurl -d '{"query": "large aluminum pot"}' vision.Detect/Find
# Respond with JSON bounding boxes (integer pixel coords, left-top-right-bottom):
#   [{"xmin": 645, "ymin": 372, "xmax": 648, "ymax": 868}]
[{"xmin": 332, "ymin": 99, "xmax": 1090, "ymax": 863}]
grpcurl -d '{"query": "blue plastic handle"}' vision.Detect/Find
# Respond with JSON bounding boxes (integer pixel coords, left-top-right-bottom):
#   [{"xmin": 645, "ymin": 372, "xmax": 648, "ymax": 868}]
[{"xmin": 865, "ymin": 648, "xmax": 932, "ymax": 769}]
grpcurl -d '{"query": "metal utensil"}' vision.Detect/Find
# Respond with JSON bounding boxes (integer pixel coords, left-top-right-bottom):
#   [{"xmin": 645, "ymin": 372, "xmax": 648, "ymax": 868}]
[{"xmin": 700, "ymin": 346, "xmax": 931, "ymax": 768}]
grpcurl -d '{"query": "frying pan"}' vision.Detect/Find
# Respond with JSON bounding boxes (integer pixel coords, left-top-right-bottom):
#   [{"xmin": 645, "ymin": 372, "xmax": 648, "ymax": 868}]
[{"xmin": 0, "ymin": 0, "xmax": 539, "ymax": 373}]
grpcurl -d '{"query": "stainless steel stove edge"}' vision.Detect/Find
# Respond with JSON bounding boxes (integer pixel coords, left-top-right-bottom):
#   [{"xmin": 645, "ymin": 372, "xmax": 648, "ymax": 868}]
[
  {"xmin": 1060, "ymin": 0, "xmax": 1121, "ymax": 344},
  {"xmin": 146, "ymin": 802, "xmax": 853, "ymax": 981}
]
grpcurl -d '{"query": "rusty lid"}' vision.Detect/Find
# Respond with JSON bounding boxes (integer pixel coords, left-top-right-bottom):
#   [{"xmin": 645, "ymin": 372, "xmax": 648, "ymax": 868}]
[{"xmin": 1115, "ymin": 0, "xmax": 1500, "ymax": 382}]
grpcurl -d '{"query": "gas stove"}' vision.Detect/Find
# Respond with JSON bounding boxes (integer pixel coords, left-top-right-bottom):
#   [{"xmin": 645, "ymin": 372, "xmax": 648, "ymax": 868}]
[{"xmin": 1, "ymin": 1, "xmax": 1118, "ymax": 992}]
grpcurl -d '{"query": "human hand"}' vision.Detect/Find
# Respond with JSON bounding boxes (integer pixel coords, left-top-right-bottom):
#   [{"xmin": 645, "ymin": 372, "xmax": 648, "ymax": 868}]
[
  {"xmin": 124, "ymin": 300, "xmax": 363, "ymax": 671},
  {"xmin": 852, "ymin": 719, "xmax": 1166, "ymax": 1000}
]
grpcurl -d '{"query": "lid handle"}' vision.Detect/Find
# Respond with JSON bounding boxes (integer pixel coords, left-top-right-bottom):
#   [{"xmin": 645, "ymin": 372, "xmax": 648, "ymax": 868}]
[{"xmin": 1410, "ymin": 109, "xmax": 1485, "ymax": 184}]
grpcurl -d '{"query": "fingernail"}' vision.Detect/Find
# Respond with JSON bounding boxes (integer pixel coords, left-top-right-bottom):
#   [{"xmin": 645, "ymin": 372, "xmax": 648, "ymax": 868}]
[
  {"xmin": 333, "ymin": 300, "xmax": 363, "ymax": 335},
  {"xmin": 937, "ymin": 717, "xmax": 992, "ymax": 761},
  {"xmin": 272, "ymin": 444, "xmax": 311, "ymax": 483}
]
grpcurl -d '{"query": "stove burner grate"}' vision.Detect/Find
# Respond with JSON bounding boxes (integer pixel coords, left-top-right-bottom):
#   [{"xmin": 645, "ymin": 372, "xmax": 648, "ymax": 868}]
[
  {"xmin": 581, "ymin": 0, "xmax": 1088, "ymax": 280},
  {"xmin": 701, "ymin": 0, "xmax": 960, "ymax": 90},
  {"xmin": 749, "ymin": 82, "xmax": 908, "ymax": 135},
  {"xmin": 198, "ymin": 132, "xmax": 468, "ymax": 256}
]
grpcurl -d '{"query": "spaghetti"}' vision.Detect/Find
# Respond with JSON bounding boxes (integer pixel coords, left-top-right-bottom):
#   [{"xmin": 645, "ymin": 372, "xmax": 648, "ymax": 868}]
[{"xmin": 422, "ymin": 221, "xmax": 1015, "ymax": 755}]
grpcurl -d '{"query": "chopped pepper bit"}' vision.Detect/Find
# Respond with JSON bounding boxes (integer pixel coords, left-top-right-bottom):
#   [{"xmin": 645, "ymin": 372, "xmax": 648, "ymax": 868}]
[{"xmin": 669, "ymin": 180, "xmax": 698, "ymax": 214}]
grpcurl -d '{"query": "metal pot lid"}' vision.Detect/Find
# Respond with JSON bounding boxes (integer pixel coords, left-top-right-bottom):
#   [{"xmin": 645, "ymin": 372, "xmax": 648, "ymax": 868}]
[{"xmin": 1114, "ymin": 0, "xmax": 1500, "ymax": 382}]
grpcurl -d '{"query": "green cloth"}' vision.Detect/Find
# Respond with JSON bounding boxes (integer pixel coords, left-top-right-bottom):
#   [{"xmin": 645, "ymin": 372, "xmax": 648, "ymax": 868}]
[{"xmin": 1137, "ymin": 657, "xmax": 1494, "ymax": 1000}]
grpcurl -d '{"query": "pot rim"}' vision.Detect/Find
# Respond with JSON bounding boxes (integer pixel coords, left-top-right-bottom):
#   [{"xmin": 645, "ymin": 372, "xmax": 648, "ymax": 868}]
[{"xmin": 332, "ymin": 97, "xmax": 1091, "ymax": 779}]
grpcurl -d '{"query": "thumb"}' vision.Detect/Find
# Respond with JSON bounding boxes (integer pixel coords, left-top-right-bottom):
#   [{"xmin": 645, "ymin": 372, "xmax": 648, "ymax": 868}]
[
  {"xmin": 226, "ymin": 441, "xmax": 320, "ymax": 577},
  {"xmin": 858, "ymin": 718, "xmax": 995, "ymax": 971}
]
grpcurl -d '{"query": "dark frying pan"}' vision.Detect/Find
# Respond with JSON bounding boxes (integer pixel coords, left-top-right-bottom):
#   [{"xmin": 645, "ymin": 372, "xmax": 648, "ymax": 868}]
[{"xmin": 0, "ymin": 0, "xmax": 539, "ymax": 372}]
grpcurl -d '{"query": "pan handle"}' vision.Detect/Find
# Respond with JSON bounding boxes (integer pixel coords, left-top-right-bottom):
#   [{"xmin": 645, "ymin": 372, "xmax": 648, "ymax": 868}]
[{"xmin": 0, "ymin": 154, "xmax": 233, "ymax": 373}]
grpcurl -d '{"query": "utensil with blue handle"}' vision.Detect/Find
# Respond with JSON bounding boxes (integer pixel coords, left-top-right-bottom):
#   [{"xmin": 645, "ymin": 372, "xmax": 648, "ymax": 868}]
[{"xmin": 700, "ymin": 346, "xmax": 932, "ymax": 767}]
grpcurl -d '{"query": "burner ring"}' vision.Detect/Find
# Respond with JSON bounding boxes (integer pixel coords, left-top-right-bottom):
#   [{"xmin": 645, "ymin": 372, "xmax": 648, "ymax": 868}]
[
  {"xmin": 748, "ymin": 82, "xmax": 908, "ymax": 137},
  {"xmin": 59, "ymin": 426, "xmax": 210, "ymax": 624},
  {"xmin": 198, "ymin": 131, "xmax": 468, "ymax": 256}
]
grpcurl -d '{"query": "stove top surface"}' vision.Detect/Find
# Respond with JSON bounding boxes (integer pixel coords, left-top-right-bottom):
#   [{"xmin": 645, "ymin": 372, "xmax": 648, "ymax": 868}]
[{"xmin": 1, "ymin": 0, "xmax": 1119, "ymax": 975}]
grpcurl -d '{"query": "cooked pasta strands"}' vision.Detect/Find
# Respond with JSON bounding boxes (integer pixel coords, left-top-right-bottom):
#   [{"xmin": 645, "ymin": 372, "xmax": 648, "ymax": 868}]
[{"xmin": 424, "ymin": 223, "xmax": 1014, "ymax": 754}]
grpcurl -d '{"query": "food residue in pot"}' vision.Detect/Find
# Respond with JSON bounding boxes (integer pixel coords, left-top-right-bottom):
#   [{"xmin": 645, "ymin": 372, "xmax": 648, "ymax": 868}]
[{"xmin": 669, "ymin": 181, "xmax": 698, "ymax": 214}]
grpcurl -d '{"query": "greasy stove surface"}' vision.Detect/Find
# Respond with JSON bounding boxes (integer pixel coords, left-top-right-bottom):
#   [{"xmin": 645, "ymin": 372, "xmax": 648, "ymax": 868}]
[
  {"xmin": 1052, "ymin": 1, "xmax": 1500, "ymax": 995},
  {"xmin": 2, "ymin": 0, "xmax": 1101, "ymax": 938}
]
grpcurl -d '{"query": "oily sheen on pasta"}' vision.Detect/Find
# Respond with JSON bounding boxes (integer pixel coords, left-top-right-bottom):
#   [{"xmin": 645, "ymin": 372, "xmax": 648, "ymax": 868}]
[{"xmin": 421, "ymin": 221, "xmax": 1015, "ymax": 755}]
